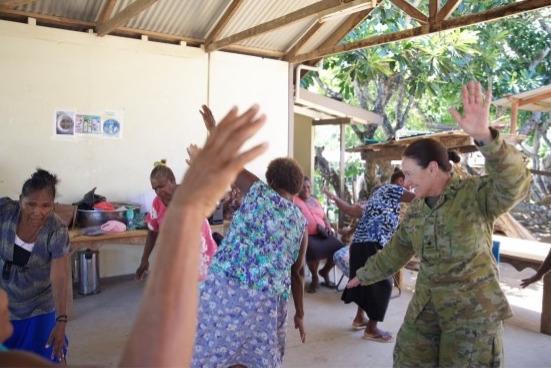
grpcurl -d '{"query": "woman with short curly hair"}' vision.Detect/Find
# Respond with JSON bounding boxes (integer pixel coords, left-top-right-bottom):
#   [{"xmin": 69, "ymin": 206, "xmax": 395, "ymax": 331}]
[{"xmin": 191, "ymin": 106, "xmax": 308, "ymax": 368}]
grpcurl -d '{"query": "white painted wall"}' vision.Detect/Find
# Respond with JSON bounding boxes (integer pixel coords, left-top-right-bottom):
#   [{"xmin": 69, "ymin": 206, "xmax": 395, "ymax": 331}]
[
  {"xmin": 208, "ymin": 51, "xmax": 290, "ymax": 179},
  {"xmin": 0, "ymin": 20, "xmax": 290, "ymax": 277}
]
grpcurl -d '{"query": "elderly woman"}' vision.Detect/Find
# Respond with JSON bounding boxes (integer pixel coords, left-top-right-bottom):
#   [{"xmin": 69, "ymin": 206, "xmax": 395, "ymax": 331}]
[
  {"xmin": 0, "ymin": 169, "xmax": 69, "ymax": 362},
  {"xmin": 191, "ymin": 106, "xmax": 308, "ymax": 368},
  {"xmin": 294, "ymin": 176, "xmax": 345, "ymax": 293},
  {"xmin": 347, "ymin": 81, "xmax": 531, "ymax": 367},
  {"xmin": 136, "ymin": 160, "xmax": 217, "ymax": 281}
]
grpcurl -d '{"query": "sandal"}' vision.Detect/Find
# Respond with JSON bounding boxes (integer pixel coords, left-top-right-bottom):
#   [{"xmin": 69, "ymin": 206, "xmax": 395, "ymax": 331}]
[
  {"xmin": 362, "ymin": 331, "xmax": 393, "ymax": 343},
  {"xmin": 352, "ymin": 321, "xmax": 368, "ymax": 330}
]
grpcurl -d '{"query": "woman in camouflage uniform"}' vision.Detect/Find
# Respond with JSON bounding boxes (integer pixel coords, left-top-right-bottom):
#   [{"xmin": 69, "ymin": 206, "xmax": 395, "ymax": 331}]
[{"xmin": 347, "ymin": 81, "xmax": 531, "ymax": 367}]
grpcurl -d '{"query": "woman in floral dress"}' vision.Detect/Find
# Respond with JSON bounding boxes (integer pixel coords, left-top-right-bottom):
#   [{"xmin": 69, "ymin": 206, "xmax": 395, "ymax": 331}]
[{"xmin": 191, "ymin": 106, "xmax": 308, "ymax": 368}]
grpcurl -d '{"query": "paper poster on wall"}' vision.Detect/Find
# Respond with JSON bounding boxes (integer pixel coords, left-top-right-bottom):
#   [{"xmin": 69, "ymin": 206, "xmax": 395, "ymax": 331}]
[
  {"xmin": 101, "ymin": 111, "xmax": 123, "ymax": 139},
  {"xmin": 54, "ymin": 110, "xmax": 76, "ymax": 136},
  {"xmin": 75, "ymin": 114, "xmax": 101, "ymax": 135}
]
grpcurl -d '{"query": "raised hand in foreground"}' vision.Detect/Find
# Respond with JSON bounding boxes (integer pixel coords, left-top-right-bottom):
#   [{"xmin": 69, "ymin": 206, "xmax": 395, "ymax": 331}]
[{"xmin": 120, "ymin": 105, "xmax": 267, "ymax": 367}]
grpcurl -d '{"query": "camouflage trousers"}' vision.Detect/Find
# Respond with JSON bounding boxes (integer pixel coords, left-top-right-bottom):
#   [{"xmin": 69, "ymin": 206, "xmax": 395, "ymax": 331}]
[{"xmin": 393, "ymin": 301, "xmax": 503, "ymax": 368}]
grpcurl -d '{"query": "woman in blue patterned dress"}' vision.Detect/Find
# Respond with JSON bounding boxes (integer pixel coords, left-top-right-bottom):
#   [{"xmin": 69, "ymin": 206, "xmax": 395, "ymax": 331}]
[
  {"xmin": 325, "ymin": 170, "xmax": 414, "ymax": 342},
  {"xmin": 191, "ymin": 107, "xmax": 308, "ymax": 368}
]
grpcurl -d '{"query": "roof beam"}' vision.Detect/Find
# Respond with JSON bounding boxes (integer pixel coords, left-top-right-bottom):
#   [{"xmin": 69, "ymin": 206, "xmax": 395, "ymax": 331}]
[
  {"xmin": 435, "ymin": 0, "xmax": 462, "ymax": 22},
  {"xmin": 96, "ymin": 0, "xmax": 158, "ymax": 36},
  {"xmin": 303, "ymin": 6, "xmax": 376, "ymax": 67},
  {"xmin": 204, "ymin": 0, "xmax": 244, "ymax": 48},
  {"xmin": 283, "ymin": 20, "xmax": 323, "ymax": 60},
  {"xmin": 518, "ymin": 90, "xmax": 551, "ymax": 107},
  {"xmin": 290, "ymin": 0, "xmax": 551, "ymax": 63},
  {"xmin": 0, "ymin": 8, "xmax": 95, "ymax": 28},
  {"xmin": 0, "ymin": 0, "xmax": 38, "ymax": 9},
  {"xmin": 206, "ymin": 0, "xmax": 374, "ymax": 52},
  {"xmin": 97, "ymin": 0, "xmax": 117, "ymax": 24},
  {"xmin": 389, "ymin": 0, "xmax": 428, "ymax": 24},
  {"xmin": 312, "ymin": 117, "xmax": 351, "ymax": 125}
]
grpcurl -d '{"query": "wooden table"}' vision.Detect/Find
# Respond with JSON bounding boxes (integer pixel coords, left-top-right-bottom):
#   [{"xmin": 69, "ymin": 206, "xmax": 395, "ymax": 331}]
[
  {"xmin": 494, "ymin": 235, "xmax": 551, "ymax": 335},
  {"xmin": 69, "ymin": 229, "xmax": 148, "ymax": 251},
  {"xmin": 67, "ymin": 230, "xmax": 148, "ymax": 315}
]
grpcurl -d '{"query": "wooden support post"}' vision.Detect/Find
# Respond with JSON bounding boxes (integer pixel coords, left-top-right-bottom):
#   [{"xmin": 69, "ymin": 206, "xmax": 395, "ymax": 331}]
[
  {"xmin": 339, "ymin": 122, "xmax": 345, "ymax": 197},
  {"xmin": 339, "ymin": 122, "xmax": 346, "ymax": 228},
  {"xmin": 510, "ymin": 98, "xmax": 519, "ymax": 136},
  {"xmin": 541, "ymin": 272, "xmax": 551, "ymax": 335}
]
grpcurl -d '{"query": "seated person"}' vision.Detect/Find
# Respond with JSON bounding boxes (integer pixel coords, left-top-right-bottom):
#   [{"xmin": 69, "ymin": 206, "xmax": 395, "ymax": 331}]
[{"xmin": 294, "ymin": 177, "xmax": 345, "ymax": 293}]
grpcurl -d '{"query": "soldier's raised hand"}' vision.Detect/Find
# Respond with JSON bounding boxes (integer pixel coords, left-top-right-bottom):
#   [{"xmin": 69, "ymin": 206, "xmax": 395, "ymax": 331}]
[{"xmin": 449, "ymin": 81, "xmax": 492, "ymax": 143}]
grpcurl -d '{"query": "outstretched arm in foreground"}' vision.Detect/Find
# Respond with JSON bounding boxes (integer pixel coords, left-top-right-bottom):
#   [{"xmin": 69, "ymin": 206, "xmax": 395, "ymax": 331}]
[{"xmin": 120, "ymin": 105, "xmax": 267, "ymax": 367}]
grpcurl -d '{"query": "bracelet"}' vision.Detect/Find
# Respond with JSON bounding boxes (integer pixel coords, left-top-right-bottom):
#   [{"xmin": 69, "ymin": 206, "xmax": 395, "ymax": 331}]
[{"xmin": 56, "ymin": 314, "xmax": 68, "ymax": 322}]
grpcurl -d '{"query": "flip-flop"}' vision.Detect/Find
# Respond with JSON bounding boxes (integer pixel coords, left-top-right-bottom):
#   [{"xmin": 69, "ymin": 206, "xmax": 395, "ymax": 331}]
[
  {"xmin": 352, "ymin": 321, "xmax": 368, "ymax": 330},
  {"xmin": 362, "ymin": 331, "xmax": 393, "ymax": 343}
]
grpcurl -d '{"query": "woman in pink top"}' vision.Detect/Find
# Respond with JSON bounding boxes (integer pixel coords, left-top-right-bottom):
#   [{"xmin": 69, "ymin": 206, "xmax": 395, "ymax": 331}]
[
  {"xmin": 136, "ymin": 161, "xmax": 217, "ymax": 280},
  {"xmin": 294, "ymin": 176, "xmax": 345, "ymax": 293}
]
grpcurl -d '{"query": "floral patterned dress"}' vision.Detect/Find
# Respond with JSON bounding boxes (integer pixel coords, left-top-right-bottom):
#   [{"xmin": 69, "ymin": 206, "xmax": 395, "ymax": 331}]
[{"xmin": 192, "ymin": 181, "xmax": 306, "ymax": 368}]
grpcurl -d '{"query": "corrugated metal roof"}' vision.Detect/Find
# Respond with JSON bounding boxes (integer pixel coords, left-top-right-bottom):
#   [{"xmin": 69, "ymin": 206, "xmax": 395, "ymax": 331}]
[
  {"xmin": 19, "ymin": 0, "xmax": 103, "ymax": 22},
  {"xmin": 118, "ymin": 0, "xmax": 228, "ymax": 39},
  {"xmin": 4, "ymin": 0, "xmax": 368, "ymax": 58},
  {"xmin": 299, "ymin": 16, "xmax": 350, "ymax": 54},
  {"xmin": 218, "ymin": 0, "xmax": 318, "ymax": 37},
  {"xmin": 237, "ymin": 15, "xmax": 316, "ymax": 52}
]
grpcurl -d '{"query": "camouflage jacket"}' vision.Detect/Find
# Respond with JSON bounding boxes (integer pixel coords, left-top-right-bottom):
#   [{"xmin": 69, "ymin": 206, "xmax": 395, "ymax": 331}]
[{"xmin": 356, "ymin": 130, "xmax": 531, "ymax": 328}]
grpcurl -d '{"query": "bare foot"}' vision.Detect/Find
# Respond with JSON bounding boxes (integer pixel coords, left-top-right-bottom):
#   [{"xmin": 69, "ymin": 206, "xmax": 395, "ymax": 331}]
[{"xmin": 306, "ymin": 282, "xmax": 318, "ymax": 293}]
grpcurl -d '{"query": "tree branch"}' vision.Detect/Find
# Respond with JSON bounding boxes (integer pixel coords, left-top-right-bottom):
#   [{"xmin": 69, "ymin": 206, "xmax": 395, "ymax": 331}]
[{"xmin": 313, "ymin": 74, "xmax": 342, "ymax": 100}]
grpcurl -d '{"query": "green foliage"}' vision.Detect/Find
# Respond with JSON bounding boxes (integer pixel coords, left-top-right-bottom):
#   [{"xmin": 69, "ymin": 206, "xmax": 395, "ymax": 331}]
[{"xmin": 309, "ymin": 2, "xmax": 550, "ymax": 203}]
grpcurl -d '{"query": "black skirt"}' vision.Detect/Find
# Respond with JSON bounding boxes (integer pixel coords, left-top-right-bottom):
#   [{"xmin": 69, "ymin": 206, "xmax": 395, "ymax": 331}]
[
  {"xmin": 306, "ymin": 234, "xmax": 345, "ymax": 262},
  {"xmin": 341, "ymin": 241, "xmax": 392, "ymax": 321}
]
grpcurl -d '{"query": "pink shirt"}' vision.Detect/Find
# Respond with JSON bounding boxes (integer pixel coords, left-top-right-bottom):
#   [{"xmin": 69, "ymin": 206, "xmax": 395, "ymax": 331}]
[
  {"xmin": 146, "ymin": 196, "xmax": 217, "ymax": 280},
  {"xmin": 294, "ymin": 196, "xmax": 326, "ymax": 235}
]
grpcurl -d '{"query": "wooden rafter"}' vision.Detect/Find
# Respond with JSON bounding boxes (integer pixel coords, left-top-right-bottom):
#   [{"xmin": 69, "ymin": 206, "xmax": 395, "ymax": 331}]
[
  {"xmin": 429, "ymin": 0, "xmax": 439, "ymax": 21},
  {"xmin": 435, "ymin": 0, "xmax": 462, "ymax": 22},
  {"xmin": 0, "ymin": 0, "xmax": 37, "ymax": 9},
  {"xmin": 206, "ymin": 0, "xmax": 374, "ymax": 52},
  {"xmin": 283, "ymin": 20, "xmax": 323, "ymax": 61},
  {"xmin": 290, "ymin": 0, "xmax": 551, "ymax": 64},
  {"xmin": 97, "ymin": 0, "xmax": 117, "ymax": 24},
  {"xmin": 204, "ymin": 0, "xmax": 243, "ymax": 48},
  {"xmin": 390, "ymin": 0, "xmax": 428, "ymax": 24},
  {"xmin": 96, "ymin": 0, "xmax": 158, "ymax": 37},
  {"xmin": 304, "ymin": 6, "xmax": 376, "ymax": 67}
]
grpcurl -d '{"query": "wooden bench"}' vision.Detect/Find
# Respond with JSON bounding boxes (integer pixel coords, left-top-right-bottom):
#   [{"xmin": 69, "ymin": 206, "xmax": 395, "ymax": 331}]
[{"xmin": 494, "ymin": 235, "xmax": 551, "ymax": 335}]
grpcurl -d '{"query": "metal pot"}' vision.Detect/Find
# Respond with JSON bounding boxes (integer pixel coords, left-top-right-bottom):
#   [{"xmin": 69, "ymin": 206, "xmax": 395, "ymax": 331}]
[{"xmin": 75, "ymin": 203, "xmax": 140, "ymax": 228}]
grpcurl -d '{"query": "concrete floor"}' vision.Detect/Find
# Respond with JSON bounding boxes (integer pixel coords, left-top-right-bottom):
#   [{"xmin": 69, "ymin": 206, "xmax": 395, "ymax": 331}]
[{"xmin": 67, "ymin": 264, "xmax": 551, "ymax": 367}]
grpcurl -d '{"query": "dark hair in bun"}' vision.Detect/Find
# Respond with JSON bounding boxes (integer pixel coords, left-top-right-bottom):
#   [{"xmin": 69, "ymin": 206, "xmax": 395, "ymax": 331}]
[
  {"xmin": 21, "ymin": 169, "xmax": 59, "ymax": 198},
  {"xmin": 403, "ymin": 138, "xmax": 459, "ymax": 172},
  {"xmin": 448, "ymin": 150, "xmax": 461, "ymax": 164}
]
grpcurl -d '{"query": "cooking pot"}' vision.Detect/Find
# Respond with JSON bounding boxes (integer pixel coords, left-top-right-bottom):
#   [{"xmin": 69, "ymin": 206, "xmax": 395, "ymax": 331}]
[{"xmin": 75, "ymin": 203, "xmax": 141, "ymax": 228}]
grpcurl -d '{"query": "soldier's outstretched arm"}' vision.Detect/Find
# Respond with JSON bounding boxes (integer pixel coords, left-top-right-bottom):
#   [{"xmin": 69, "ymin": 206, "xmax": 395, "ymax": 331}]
[{"xmin": 355, "ymin": 225, "xmax": 415, "ymax": 286}]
